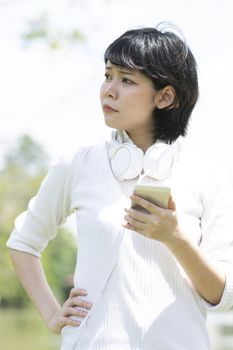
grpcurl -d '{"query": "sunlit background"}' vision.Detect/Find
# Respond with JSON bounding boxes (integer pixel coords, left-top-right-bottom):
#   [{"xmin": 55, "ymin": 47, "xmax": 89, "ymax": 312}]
[{"xmin": 0, "ymin": 0, "xmax": 233, "ymax": 349}]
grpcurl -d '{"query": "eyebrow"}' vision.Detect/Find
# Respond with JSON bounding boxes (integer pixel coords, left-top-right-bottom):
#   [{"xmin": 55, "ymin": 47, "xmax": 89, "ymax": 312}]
[{"xmin": 105, "ymin": 65, "xmax": 135, "ymax": 75}]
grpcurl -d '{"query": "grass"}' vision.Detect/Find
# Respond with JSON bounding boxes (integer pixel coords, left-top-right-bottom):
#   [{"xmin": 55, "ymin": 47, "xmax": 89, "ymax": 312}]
[{"xmin": 0, "ymin": 307, "xmax": 61, "ymax": 350}]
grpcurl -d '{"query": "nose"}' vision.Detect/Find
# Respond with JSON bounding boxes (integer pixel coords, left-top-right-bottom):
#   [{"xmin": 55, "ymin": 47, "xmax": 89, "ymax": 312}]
[{"xmin": 102, "ymin": 80, "xmax": 118, "ymax": 99}]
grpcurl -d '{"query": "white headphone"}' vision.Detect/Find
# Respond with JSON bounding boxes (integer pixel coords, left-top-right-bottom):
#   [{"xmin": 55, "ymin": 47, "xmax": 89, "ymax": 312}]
[{"xmin": 109, "ymin": 130, "xmax": 179, "ymax": 181}]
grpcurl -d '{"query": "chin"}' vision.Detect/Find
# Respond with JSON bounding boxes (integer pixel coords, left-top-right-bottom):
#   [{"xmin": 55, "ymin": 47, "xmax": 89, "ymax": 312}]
[{"xmin": 104, "ymin": 117, "xmax": 121, "ymax": 129}]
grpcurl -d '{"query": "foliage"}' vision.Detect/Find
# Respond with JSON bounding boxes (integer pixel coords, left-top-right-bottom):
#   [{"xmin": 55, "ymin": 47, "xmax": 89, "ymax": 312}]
[
  {"xmin": 3, "ymin": 135, "xmax": 49, "ymax": 175},
  {"xmin": 22, "ymin": 13, "xmax": 85, "ymax": 50},
  {"xmin": 42, "ymin": 226, "xmax": 77, "ymax": 303},
  {"xmin": 0, "ymin": 135, "xmax": 76, "ymax": 307}
]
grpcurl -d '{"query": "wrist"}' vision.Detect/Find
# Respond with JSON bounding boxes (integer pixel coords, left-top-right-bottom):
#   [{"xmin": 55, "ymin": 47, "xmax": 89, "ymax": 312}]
[
  {"xmin": 165, "ymin": 229, "xmax": 190, "ymax": 253},
  {"xmin": 42, "ymin": 305, "xmax": 62, "ymax": 333}
]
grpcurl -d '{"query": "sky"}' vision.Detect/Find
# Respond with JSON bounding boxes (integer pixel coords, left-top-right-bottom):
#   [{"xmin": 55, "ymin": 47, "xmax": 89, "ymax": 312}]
[{"xmin": 0, "ymin": 0, "xmax": 233, "ymax": 175}]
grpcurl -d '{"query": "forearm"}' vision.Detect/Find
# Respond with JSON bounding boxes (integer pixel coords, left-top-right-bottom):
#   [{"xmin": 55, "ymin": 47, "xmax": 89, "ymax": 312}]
[
  {"xmin": 167, "ymin": 238, "xmax": 225, "ymax": 305},
  {"xmin": 125, "ymin": 194, "xmax": 226, "ymax": 305},
  {"xmin": 9, "ymin": 249, "xmax": 61, "ymax": 325}
]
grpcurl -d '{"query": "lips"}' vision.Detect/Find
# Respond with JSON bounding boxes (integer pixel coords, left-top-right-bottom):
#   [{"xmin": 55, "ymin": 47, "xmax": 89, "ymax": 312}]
[{"xmin": 103, "ymin": 104, "xmax": 118, "ymax": 112}]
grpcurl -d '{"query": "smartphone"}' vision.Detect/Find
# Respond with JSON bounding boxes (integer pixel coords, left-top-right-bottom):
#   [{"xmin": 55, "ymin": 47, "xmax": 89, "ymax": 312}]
[{"xmin": 132, "ymin": 185, "xmax": 171, "ymax": 210}]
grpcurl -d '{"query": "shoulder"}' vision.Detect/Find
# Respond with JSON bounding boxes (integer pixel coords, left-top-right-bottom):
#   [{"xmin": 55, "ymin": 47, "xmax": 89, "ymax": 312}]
[
  {"xmin": 70, "ymin": 142, "xmax": 107, "ymax": 167},
  {"xmin": 50, "ymin": 142, "xmax": 107, "ymax": 179},
  {"xmin": 178, "ymin": 141, "xmax": 228, "ymax": 172},
  {"xmin": 177, "ymin": 146, "xmax": 232, "ymax": 192}
]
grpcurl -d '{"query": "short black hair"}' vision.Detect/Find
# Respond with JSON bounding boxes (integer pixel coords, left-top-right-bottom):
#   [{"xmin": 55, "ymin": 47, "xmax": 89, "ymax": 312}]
[{"xmin": 104, "ymin": 24, "xmax": 199, "ymax": 143}]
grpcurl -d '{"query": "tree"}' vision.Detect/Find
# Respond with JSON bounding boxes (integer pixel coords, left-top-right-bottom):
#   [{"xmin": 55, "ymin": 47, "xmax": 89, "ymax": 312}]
[
  {"xmin": 0, "ymin": 135, "xmax": 76, "ymax": 307},
  {"xmin": 22, "ymin": 13, "xmax": 85, "ymax": 50},
  {"xmin": 3, "ymin": 134, "xmax": 49, "ymax": 175}
]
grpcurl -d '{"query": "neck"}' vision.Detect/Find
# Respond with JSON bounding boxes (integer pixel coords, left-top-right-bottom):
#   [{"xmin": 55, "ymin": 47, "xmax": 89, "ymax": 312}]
[{"xmin": 126, "ymin": 130, "xmax": 154, "ymax": 153}]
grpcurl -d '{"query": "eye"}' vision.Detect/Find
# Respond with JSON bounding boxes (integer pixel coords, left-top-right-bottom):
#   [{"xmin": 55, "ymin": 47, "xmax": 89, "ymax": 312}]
[
  {"xmin": 122, "ymin": 77, "xmax": 135, "ymax": 85},
  {"xmin": 104, "ymin": 73, "xmax": 112, "ymax": 81}
]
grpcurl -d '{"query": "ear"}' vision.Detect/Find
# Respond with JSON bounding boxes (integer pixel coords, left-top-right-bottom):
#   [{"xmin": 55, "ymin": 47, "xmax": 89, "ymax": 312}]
[{"xmin": 156, "ymin": 86, "xmax": 176, "ymax": 110}]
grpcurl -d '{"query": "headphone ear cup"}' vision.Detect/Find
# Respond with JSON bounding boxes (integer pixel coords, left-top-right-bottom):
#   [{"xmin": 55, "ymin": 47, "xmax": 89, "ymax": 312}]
[
  {"xmin": 109, "ymin": 130, "xmax": 179, "ymax": 181},
  {"xmin": 144, "ymin": 144, "xmax": 174, "ymax": 180},
  {"xmin": 110, "ymin": 144, "xmax": 144, "ymax": 180}
]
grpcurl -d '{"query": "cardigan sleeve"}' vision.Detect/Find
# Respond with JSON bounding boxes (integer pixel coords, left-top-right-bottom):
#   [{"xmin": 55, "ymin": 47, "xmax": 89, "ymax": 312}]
[
  {"xmin": 199, "ymin": 162, "xmax": 233, "ymax": 311},
  {"xmin": 6, "ymin": 157, "xmax": 75, "ymax": 258}
]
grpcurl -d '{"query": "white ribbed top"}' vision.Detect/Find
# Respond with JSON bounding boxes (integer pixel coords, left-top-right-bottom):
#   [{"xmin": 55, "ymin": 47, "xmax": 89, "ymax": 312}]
[{"xmin": 6, "ymin": 137, "xmax": 233, "ymax": 350}]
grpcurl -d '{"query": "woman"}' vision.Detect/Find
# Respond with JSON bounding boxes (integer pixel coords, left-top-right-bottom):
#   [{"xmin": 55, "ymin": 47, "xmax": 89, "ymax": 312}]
[{"xmin": 7, "ymin": 25, "xmax": 233, "ymax": 349}]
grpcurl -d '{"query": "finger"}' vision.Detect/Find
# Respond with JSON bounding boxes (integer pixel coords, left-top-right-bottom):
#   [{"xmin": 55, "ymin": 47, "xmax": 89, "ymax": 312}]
[
  {"xmin": 125, "ymin": 208, "xmax": 159, "ymax": 228},
  {"xmin": 63, "ymin": 306, "xmax": 89, "ymax": 318},
  {"xmin": 70, "ymin": 297, "xmax": 92, "ymax": 310},
  {"xmin": 130, "ymin": 194, "xmax": 162, "ymax": 215},
  {"xmin": 69, "ymin": 288, "xmax": 88, "ymax": 298},
  {"xmin": 62, "ymin": 317, "xmax": 81, "ymax": 328},
  {"xmin": 125, "ymin": 207, "xmax": 151, "ymax": 222},
  {"xmin": 123, "ymin": 222, "xmax": 140, "ymax": 232},
  {"xmin": 124, "ymin": 214, "xmax": 146, "ymax": 230},
  {"xmin": 168, "ymin": 195, "xmax": 176, "ymax": 211}
]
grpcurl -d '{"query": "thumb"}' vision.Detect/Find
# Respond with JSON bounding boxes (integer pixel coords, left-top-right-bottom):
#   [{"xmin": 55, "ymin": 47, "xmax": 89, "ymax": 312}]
[{"xmin": 168, "ymin": 195, "xmax": 176, "ymax": 211}]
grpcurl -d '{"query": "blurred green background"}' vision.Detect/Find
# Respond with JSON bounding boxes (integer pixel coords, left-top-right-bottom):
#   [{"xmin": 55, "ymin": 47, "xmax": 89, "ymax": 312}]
[
  {"xmin": 0, "ymin": 135, "xmax": 77, "ymax": 350},
  {"xmin": 0, "ymin": 308, "xmax": 61, "ymax": 349},
  {"xmin": 0, "ymin": 4, "xmax": 83, "ymax": 348}
]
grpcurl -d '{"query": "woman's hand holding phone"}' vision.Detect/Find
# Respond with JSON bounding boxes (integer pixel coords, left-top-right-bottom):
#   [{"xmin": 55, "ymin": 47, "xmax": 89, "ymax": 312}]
[{"xmin": 123, "ymin": 185, "xmax": 184, "ymax": 247}]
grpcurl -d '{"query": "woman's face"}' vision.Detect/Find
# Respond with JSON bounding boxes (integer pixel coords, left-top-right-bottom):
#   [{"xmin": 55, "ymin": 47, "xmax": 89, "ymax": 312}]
[{"xmin": 100, "ymin": 61, "xmax": 160, "ymax": 135}]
